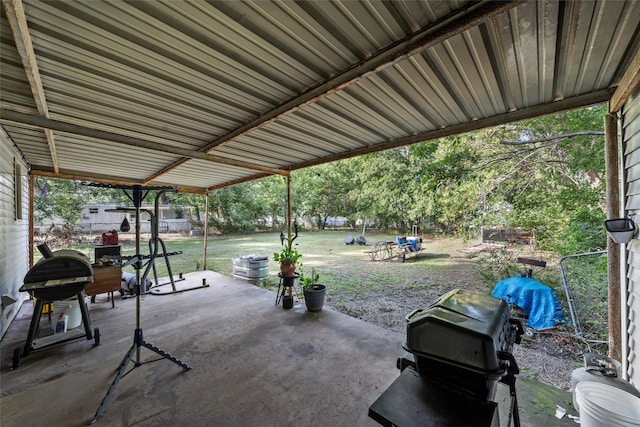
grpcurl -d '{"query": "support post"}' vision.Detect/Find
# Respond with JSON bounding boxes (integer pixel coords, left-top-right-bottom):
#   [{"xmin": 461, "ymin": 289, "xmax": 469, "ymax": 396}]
[
  {"xmin": 287, "ymin": 175, "xmax": 292, "ymax": 238},
  {"xmin": 203, "ymin": 192, "xmax": 209, "ymax": 271},
  {"xmin": 29, "ymin": 173, "xmax": 34, "ymax": 267},
  {"xmin": 605, "ymin": 112, "xmax": 622, "ymax": 361}
]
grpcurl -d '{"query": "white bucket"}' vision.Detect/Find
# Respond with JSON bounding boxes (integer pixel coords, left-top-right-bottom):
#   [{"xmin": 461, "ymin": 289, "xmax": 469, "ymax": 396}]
[
  {"xmin": 575, "ymin": 381, "xmax": 640, "ymax": 427},
  {"xmin": 51, "ymin": 297, "xmax": 82, "ymax": 331}
]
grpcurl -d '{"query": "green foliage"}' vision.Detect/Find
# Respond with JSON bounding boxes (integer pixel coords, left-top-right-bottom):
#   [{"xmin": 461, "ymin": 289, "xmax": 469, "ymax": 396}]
[
  {"xmin": 553, "ymin": 207, "xmax": 607, "ymax": 254},
  {"xmin": 273, "ymin": 246, "xmax": 302, "ymax": 264},
  {"xmin": 34, "ymin": 178, "xmax": 91, "ymax": 230},
  {"xmin": 166, "ymin": 192, "xmax": 206, "ymax": 226},
  {"xmin": 299, "ymin": 267, "xmax": 320, "ymax": 289},
  {"xmin": 208, "ymin": 178, "xmax": 286, "ymax": 233},
  {"xmin": 294, "ymin": 161, "xmax": 357, "ymax": 229},
  {"xmin": 273, "ymin": 234, "xmax": 302, "ymax": 264}
]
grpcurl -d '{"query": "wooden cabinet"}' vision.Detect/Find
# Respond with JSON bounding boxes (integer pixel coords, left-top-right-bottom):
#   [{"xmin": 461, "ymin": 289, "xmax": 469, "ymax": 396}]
[{"xmin": 86, "ymin": 265, "xmax": 121, "ymax": 307}]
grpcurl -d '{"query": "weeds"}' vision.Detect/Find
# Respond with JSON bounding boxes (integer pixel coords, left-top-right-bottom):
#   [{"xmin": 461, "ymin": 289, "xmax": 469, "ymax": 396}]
[{"xmin": 470, "ymin": 245, "xmax": 609, "ymax": 354}]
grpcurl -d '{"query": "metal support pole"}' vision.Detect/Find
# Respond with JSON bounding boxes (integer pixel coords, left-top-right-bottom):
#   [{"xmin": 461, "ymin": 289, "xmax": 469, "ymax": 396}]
[
  {"xmin": 287, "ymin": 175, "xmax": 292, "ymax": 239},
  {"xmin": 133, "ymin": 185, "xmax": 143, "ymax": 364},
  {"xmin": 29, "ymin": 174, "xmax": 34, "ymax": 268},
  {"xmin": 203, "ymin": 192, "xmax": 209, "ymax": 270},
  {"xmin": 605, "ymin": 112, "xmax": 622, "ymax": 361}
]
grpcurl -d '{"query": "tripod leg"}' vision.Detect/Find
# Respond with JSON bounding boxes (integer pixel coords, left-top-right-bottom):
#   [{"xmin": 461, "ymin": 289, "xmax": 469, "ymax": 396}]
[
  {"xmin": 91, "ymin": 342, "xmax": 137, "ymax": 424},
  {"xmin": 142, "ymin": 340, "xmax": 192, "ymax": 371}
]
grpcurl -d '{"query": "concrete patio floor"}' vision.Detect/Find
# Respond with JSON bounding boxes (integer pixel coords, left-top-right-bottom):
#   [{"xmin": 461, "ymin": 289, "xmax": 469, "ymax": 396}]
[{"xmin": 1, "ymin": 271, "xmax": 577, "ymax": 426}]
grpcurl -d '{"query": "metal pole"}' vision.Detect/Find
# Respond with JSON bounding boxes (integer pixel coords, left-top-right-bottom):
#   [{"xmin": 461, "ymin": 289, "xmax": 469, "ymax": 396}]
[
  {"xmin": 133, "ymin": 185, "xmax": 142, "ymax": 364},
  {"xmin": 203, "ymin": 192, "xmax": 209, "ymax": 271},
  {"xmin": 605, "ymin": 112, "xmax": 622, "ymax": 361},
  {"xmin": 29, "ymin": 174, "xmax": 34, "ymax": 267},
  {"xmin": 287, "ymin": 176, "xmax": 292, "ymax": 239}
]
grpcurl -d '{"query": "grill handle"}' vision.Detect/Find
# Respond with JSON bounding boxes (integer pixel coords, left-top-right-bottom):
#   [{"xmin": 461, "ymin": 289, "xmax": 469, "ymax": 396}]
[
  {"xmin": 405, "ymin": 308, "xmax": 424, "ymax": 322},
  {"xmin": 37, "ymin": 243, "xmax": 53, "ymax": 259},
  {"xmin": 509, "ymin": 318, "xmax": 524, "ymax": 344},
  {"xmin": 498, "ymin": 350, "xmax": 520, "ymax": 375}
]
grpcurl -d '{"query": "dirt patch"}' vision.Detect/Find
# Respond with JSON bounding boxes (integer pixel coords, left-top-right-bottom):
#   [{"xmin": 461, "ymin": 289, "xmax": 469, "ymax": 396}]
[{"xmin": 322, "ymin": 237, "xmax": 583, "ymax": 391}]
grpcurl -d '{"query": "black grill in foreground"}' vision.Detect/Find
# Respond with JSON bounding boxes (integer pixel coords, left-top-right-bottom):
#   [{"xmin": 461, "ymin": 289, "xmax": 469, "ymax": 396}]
[{"xmin": 370, "ymin": 289, "xmax": 523, "ymax": 427}]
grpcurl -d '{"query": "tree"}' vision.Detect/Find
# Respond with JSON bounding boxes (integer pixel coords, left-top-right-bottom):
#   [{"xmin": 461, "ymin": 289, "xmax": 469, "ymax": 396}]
[
  {"xmin": 419, "ymin": 104, "xmax": 609, "ymax": 252},
  {"xmin": 166, "ymin": 192, "xmax": 206, "ymax": 225},
  {"xmin": 294, "ymin": 161, "xmax": 357, "ymax": 229},
  {"xmin": 34, "ymin": 178, "xmax": 92, "ymax": 241}
]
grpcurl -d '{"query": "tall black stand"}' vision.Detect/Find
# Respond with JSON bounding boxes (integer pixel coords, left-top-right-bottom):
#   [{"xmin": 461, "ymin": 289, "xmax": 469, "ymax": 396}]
[
  {"xmin": 90, "ymin": 185, "xmax": 191, "ymax": 424},
  {"xmin": 145, "ymin": 191, "xmax": 208, "ymax": 295}
]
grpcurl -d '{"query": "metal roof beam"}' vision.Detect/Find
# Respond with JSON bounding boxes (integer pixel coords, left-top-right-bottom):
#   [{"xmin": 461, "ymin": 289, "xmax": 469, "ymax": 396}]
[
  {"xmin": 290, "ymin": 89, "xmax": 613, "ymax": 170},
  {"xmin": 2, "ymin": 0, "xmax": 59, "ymax": 173},
  {"xmin": 29, "ymin": 168, "xmax": 208, "ymax": 195},
  {"xmin": 206, "ymin": 173, "xmax": 273, "ymax": 192},
  {"xmin": 207, "ymin": 0, "xmax": 523, "ymax": 151},
  {"xmin": 610, "ymin": 44, "xmax": 640, "ymax": 113},
  {"xmin": 150, "ymin": 0, "xmax": 523, "ymax": 182},
  {"xmin": 0, "ymin": 110, "xmax": 290, "ymax": 177}
]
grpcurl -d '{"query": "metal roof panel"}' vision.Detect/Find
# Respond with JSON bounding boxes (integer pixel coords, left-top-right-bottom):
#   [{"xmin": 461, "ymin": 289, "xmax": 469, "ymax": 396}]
[{"xmin": 1, "ymin": 0, "xmax": 638, "ymax": 191}]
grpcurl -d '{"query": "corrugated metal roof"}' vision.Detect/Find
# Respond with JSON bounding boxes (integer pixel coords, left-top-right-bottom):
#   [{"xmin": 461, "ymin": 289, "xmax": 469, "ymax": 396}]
[{"xmin": 1, "ymin": 0, "xmax": 639, "ymax": 193}]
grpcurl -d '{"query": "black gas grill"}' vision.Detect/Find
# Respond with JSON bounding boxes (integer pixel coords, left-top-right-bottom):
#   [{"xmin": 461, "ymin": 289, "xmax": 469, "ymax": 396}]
[
  {"xmin": 403, "ymin": 289, "xmax": 522, "ymax": 400},
  {"xmin": 371, "ymin": 289, "xmax": 523, "ymax": 427},
  {"xmin": 13, "ymin": 245, "xmax": 99, "ymax": 368}
]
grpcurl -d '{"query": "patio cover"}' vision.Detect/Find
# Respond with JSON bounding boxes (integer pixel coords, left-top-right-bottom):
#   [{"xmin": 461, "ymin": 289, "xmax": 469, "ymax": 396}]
[{"xmin": 1, "ymin": 0, "xmax": 639, "ymax": 193}]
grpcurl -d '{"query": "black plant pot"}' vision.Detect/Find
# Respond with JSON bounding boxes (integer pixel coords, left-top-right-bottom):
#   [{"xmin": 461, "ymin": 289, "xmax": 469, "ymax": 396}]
[
  {"xmin": 283, "ymin": 295, "xmax": 294, "ymax": 309},
  {"xmin": 303, "ymin": 284, "xmax": 326, "ymax": 312}
]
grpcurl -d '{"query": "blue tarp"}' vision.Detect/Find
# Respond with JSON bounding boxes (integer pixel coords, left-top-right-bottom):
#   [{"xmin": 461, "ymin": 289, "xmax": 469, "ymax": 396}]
[{"xmin": 491, "ymin": 276, "xmax": 567, "ymax": 330}]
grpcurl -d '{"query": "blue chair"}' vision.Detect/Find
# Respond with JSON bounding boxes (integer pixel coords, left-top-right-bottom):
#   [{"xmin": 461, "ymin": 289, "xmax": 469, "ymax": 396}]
[{"xmin": 396, "ymin": 236, "xmax": 416, "ymax": 252}]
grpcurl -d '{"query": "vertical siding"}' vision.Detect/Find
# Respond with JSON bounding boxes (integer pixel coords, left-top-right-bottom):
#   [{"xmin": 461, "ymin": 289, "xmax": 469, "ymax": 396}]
[
  {"xmin": 0, "ymin": 131, "xmax": 29, "ymax": 337},
  {"xmin": 622, "ymin": 88, "xmax": 640, "ymax": 387}
]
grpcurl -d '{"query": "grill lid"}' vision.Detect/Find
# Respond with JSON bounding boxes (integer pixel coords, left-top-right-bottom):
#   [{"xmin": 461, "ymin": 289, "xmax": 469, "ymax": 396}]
[
  {"xmin": 404, "ymin": 289, "xmax": 521, "ymax": 373},
  {"xmin": 24, "ymin": 251, "xmax": 93, "ymax": 285},
  {"xmin": 21, "ymin": 250, "xmax": 94, "ymax": 300}
]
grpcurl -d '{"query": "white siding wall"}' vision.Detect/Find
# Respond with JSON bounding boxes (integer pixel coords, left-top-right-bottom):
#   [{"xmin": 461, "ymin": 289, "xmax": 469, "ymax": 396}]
[
  {"xmin": 0, "ymin": 131, "xmax": 30, "ymax": 337},
  {"xmin": 622, "ymin": 89, "xmax": 640, "ymax": 387}
]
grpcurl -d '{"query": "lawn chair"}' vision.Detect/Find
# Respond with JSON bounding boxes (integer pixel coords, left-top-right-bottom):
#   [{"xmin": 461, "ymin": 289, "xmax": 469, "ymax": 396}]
[
  {"xmin": 396, "ymin": 236, "xmax": 416, "ymax": 252},
  {"xmin": 396, "ymin": 236, "xmax": 419, "ymax": 262}
]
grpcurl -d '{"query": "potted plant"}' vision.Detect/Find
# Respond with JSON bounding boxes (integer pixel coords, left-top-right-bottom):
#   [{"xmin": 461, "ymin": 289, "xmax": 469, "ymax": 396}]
[
  {"xmin": 300, "ymin": 267, "xmax": 326, "ymax": 312},
  {"xmin": 273, "ymin": 234, "xmax": 302, "ymax": 277}
]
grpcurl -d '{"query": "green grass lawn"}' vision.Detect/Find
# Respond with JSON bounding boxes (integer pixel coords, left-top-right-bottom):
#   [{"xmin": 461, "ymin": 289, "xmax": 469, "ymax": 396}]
[
  {"xmin": 41, "ymin": 230, "xmax": 464, "ymax": 291},
  {"xmin": 109, "ymin": 230, "xmax": 482, "ymax": 298},
  {"xmin": 118, "ymin": 230, "xmax": 411, "ymax": 283}
]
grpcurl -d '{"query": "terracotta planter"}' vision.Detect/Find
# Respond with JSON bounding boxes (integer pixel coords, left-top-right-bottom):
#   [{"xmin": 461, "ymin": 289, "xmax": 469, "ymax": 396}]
[{"xmin": 280, "ymin": 263, "xmax": 296, "ymax": 277}]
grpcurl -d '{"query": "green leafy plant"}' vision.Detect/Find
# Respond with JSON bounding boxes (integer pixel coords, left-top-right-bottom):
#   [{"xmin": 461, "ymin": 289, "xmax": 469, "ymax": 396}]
[
  {"xmin": 299, "ymin": 268, "xmax": 320, "ymax": 290},
  {"xmin": 273, "ymin": 234, "xmax": 302, "ymax": 265}
]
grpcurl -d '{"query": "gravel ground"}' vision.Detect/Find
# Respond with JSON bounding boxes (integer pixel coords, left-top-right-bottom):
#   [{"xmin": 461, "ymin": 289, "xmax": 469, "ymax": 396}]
[{"xmin": 318, "ymin": 238, "xmax": 587, "ymax": 391}]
